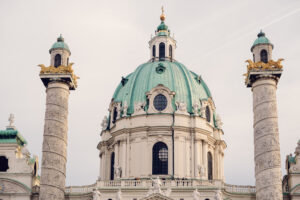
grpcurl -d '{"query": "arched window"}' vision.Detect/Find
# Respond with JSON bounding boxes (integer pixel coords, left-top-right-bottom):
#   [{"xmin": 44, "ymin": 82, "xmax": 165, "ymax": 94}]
[
  {"xmin": 54, "ymin": 54, "xmax": 62, "ymax": 67},
  {"xmin": 159, "ymin": 42, "xmax": 165, "ymax": 61},
  {"xmin": 169, "ymin": 45, "xmax": 172, "ymax": 60},
  {"xmin": 152, "ymin": 142, "xmax": 168, "ymax": 175},
  {"xmin": 112, "ymin": 107, "xmax": 117, "ymax": 124},
  {"xmin": 260, "ymin": 49, "xmax": 268, "ymax": 63},
  {"xmin": 152, "ymin": 45, "xmax": 156, "ymax": 58},
  {"xmin": 110, "ymin": 152, "xmax": 115, "ymax": 180},
  {"xmin": 0, "ymin": 156, "xmax": 9, "ymax": 172},
  {"xmin": 33, "ymin": 163, "xmax": 37, "ymax": 176},
  {"xmin": 207, "ymin": 152, "xmax": 213, "ymax": 180},
  {"xmin": 205, "ymin": 106, "xmax": 211, "ymax": 122}
]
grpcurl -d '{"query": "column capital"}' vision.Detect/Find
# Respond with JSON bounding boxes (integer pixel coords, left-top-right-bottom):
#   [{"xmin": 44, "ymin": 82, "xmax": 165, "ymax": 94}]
[
  {"xmin": 245, "ymin": 70, "xmax": 282, "ymax": 88},
  {"xmin": 38, "ymin": 64, "xmax": 79, "ymax": 90},
  {"xmin": 244, "ymin": 59, "xmax": 284, "ymax": 88}
]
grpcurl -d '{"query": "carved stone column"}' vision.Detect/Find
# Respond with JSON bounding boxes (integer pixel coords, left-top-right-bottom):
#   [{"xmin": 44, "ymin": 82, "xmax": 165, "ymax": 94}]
[
  {"xmin": 38, "ymin": 60, "xmax": 77, "ymax": 200},
  {"xmin": 39, "ymin": 82, "xmax": 70, "ymax": 200},
  {"xmin": 246, "ymin": 69, "xmax": 283, "ymax": 199}
]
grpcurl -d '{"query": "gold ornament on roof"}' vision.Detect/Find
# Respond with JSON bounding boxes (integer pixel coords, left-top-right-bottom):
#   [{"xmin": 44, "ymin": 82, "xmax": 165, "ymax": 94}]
[
  {"xmin": 38, "ymin": 63, "xmax": 80, "ymax": 87},
  {"xmin": 160, "ymin": 6, "xmax": 165, "ymax": 21},
  {"xmin": 243, "ymin": 58, "xmax": 284, "ymax": 77}
]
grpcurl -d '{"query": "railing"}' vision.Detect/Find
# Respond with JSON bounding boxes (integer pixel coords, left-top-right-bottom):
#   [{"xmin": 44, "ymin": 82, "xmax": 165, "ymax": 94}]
[
  {"xmin": 65, "ymin": 183, "xmax": 96, "ymax": 194},
  {"xmin": 224, "ymin": 183, "xmax": 256, "ymax": 194},
  {"xmin": 65, "ymin": 180, "xmax": 256, "ymax": 194}
]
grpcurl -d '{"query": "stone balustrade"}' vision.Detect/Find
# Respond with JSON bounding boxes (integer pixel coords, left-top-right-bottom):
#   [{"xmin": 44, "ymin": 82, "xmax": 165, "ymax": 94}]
[
  {"xmin": 65, "ymin": 180, "xmax": 256, "ymax": 194},
  {"xmin": 224, "ymin": 183, "xmax": 256, "ymax": 194}
]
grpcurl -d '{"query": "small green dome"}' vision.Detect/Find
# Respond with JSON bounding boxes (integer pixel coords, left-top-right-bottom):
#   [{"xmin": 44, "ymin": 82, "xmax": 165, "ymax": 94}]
[
  {"xmin": 49, "ymin": 35, "xmax": 71, "ymax": 54},
  {"xmin": 251, "ymin": 31, "xmax": 273, "ymax": 51},
  {"xmin": 112, "ymin": 61, "xmax": 213, "ymax": 115},
  {"xmin": 157, "ymin": 22, "xmax": 168, "ymax": 32}
]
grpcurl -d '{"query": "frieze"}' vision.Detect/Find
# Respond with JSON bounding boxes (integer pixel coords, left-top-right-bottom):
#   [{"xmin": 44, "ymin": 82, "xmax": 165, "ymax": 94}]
[
  {"xmin": 254, "ymin": 135, "xmax": 280, "ymax": 156},
  {"xmin": 253, "ymin": 102, "xmax": 278, "ymax": 123},
  {"xmin": 254, "ymin": 120, "xmax": 278, "ymax": 139},
  {"xmin": 253, "ymin": 86, "xmax": 276, "ymax": 105},
  {"xmin": 255, "ymin": 151, "xmax": 281, "ymax": 173},
  {"xmin": 255, "ymin": 169, "xmax": 282, "ymax": 190},
  {"xmin": 256, "ymin": 184, "xmax": 282, "ymax": 200}
]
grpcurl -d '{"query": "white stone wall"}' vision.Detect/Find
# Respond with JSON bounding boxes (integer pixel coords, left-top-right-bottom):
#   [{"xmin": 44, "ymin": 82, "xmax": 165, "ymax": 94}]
[
  {"xmin": 252, "ymin": 78, "xmax": 283, "ymax": 199},
  {"xmin": 149, "ymin": 36, "xmax": 176, "ymax": 61},
  {"xmin": 0, "ymin": 142, "xmax": 36, "ymax": 200},
  {"xmin": 252, "ymin": 44, "xmax": 273, "ymax": 62},
  {"xmin": 50, "ymin": 49, "xmax": 70, "ymax": 66},
  {"xmin": 39, "ymin": 81, "xmax": 70, "ymax": 200},
  {"xmin": 98, "ymin": 113, "xmax": 225, "ymax": 181}
]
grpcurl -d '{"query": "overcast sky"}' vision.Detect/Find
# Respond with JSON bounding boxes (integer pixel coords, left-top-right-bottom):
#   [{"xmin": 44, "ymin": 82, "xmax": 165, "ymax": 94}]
[{"xmin": 0, "ymin": 0, "xmax": 299, "ymax": 187}]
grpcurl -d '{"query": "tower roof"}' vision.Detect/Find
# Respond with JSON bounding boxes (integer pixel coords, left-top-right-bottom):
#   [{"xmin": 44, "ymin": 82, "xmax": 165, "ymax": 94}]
[
  {"xmin": 49, "ymin": 34, "xmax": 71, "ymax": 54},
  {"xmin": 0, "ymin": 128, "xmax": 27, "ymax": 146},
  {"xmin": 251, "ymin": 31, "xmax": 273, "ymax": 51}
]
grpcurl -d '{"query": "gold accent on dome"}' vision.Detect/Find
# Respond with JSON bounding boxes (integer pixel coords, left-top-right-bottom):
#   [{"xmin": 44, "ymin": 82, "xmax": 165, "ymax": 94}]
[
  {"xmin": 38, "ymin": 63, "xmax": 80, "ymax": 87},
  {"xmin": 243, "ymin": 58, "xmax": 284, "ymax": 78},
  {"xmin": 160, "ymin": 6, "xmax": 165, "ymax": 21}
]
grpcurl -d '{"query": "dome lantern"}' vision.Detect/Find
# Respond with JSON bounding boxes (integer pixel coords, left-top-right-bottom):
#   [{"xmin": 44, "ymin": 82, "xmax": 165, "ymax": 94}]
[
  {"xmin": 49, "ymin": 34, "xmax": 71, "ymax": 67},
  {"xmin": 251, "ymin": 30, "xmax": 273, "ymax": 63},
  {"xmin": 149, "ymin": 7, "xmax": 176, "ymax": 62}
]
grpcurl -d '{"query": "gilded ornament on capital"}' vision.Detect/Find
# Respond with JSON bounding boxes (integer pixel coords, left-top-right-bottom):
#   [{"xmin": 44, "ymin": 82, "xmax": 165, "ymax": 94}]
[
  {"xmin": 38, "ymin": 63, "xmax": 79, "ymax": 86},
  {"xmin": 243, "ymin": 58, "xmax": 284, "ymax": 78}
]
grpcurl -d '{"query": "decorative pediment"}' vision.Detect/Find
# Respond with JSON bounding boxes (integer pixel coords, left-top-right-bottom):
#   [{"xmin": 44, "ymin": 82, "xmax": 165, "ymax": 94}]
[
  {"xmin": 141, "ymin": 193, "xmax": 174, "ymax": 200},
  {"xmin": 146, "ymin": 84, "xmax": 175, "ymax": 114},
  {"xmin": 0, "ymin": 178, "xmax": 31, "ymax": 194}
]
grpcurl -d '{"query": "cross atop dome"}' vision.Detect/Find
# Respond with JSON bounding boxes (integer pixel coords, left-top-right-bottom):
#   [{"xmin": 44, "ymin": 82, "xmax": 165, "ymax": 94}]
[{"xmin": 160, "ymin": 6, "xmax": 165, "ymax": 21}]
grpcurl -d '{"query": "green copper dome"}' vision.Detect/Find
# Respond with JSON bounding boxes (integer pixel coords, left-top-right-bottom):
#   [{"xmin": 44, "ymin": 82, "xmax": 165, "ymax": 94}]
[
  {"xmin": 112, "ymin": 61, "xmax": 212, "ymax": 115},
  {"xmin": 49, "ymin": 35, "xmax": 71, "ymax": 54},
  {"xmin": 251, "ymin": 31, "xmax": 273, "ymax": 51}
]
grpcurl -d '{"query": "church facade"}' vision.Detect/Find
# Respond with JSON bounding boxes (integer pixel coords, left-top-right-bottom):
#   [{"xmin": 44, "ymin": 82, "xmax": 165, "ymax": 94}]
[{"xmin": 0, "ymin": 10, "xmax": 299, "ymax": 200}]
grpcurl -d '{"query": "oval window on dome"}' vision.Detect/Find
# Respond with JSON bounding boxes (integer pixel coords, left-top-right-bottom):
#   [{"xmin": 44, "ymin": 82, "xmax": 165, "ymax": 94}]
[{"xmin": 153, "ymin": 94, "xmax": 167, "ymax": 111}]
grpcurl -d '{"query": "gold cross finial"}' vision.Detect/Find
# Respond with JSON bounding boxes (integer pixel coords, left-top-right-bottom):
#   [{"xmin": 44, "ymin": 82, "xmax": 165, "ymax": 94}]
[{"xmin": 160, "ymin": 6, "xmax": 166, "ymax": 21}]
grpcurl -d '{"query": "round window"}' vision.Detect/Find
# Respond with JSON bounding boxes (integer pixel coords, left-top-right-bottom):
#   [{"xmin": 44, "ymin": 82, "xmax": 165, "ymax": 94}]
[{"xmin": 153, "ymin": 94, "xmax": 167, "ymax": 111}]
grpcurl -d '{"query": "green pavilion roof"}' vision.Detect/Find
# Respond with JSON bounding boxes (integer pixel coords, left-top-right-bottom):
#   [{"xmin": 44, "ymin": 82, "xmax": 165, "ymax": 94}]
[
  {"xmin": 251, "ymin": 31, "xmax": 273, "ymax": 51},
  {"xmin": 49, "ymin": 35, "xmax": 71, "ymax": 54},
  {"xmin": 0, "ymin": 128, "xmax": 27, "ymax": 146}
]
